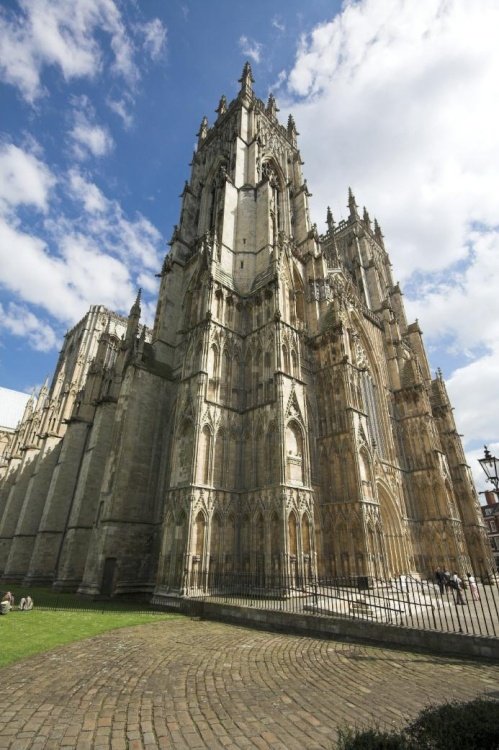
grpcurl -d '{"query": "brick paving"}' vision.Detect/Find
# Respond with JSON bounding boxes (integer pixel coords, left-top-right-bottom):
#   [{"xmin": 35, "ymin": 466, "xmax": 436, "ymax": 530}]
[{"xmin": 0, "ymin": 618, "xmax": 497, "ymax": 749}]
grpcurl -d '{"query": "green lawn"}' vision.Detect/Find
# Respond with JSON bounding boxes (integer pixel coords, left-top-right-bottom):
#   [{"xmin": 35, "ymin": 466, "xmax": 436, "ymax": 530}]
[
  {"xmin": 0, "ymin": 584, "xmax": 182, "ymax": 668},
  {"xmin": 0, "ymin": 609, "xmax": 179, "ymax": 669}
]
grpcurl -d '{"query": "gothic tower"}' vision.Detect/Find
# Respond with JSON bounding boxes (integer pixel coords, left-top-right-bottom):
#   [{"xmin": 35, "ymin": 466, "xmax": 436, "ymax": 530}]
[
  {"xmin": 153, "ymin": 64, "xmax": 319, "ymax": 595},
  {"xmin": 149, "ymin": 63, "xmax": 491, "ymax": 597}
]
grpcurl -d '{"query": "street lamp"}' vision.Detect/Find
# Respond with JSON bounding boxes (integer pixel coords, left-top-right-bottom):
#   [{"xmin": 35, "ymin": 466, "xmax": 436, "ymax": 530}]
[{"xmin": 478, "ymin": 446, "xmax": 499, "ymax": 492}]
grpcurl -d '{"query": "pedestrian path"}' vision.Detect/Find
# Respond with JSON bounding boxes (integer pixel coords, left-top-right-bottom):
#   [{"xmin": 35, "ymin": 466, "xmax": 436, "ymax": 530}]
[{"xmin": 0, "ymin": 619, "xmax": 497, "ymax": 749}]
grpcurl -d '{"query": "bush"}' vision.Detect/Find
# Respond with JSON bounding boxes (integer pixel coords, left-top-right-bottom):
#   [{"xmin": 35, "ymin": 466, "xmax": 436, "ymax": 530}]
[
  {"xmin": 337, "ymin": 726, "xmax": 410, "ymax": 749},
  {"xmin": 405, "ymin": 698, "xmax": 499, "ymax": 750},
  {"xmin": 336, "ymin": 698, "xmax": 499, "ymax": 749}
]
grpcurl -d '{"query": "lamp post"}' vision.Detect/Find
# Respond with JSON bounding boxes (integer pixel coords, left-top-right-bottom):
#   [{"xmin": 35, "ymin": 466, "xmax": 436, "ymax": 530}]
[{"xmin": 478, "ymin": 446, "xmax": 499, "ymax": 493}]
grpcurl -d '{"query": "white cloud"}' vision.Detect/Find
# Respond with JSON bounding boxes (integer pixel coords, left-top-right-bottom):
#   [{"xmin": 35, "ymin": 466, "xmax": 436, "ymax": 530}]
[
  {"xmin": 239, "ymin": 36, "xmax": 263, "ymax": 64},
  {"xmin": 407, "ymin": 228, "xmax": 499, "ymax": 356},
  {"xmin": 282, "ymin": 0, "xmax": 499, "ymax": 280},
  {"xmin": 68, "ymin": 170, "xmax": 108, "ymax": 213},
  {"xmin": 0, "ymin": 302, "xmax": 58, "ymax": 352},
  {"xmin": 0, "ymin": 0, "xmax": 137, "ymax": 102},
  {"xmin": 0, "ymin": 214, "xmax": 135, "ymax": 325},
  {"xmin": 447, "ymin": 354, "xmax": 499, "ymax": 447},
  {"xmin": 69, "ymin": 105, "xmax": 114, "ymax": 159},
  {"xmin": 137, "ymin": 271, "xmax": 160, "ymax": 296},
  {"xmin": 272, "ymin": 17, "xmax": 285, "ymax": 33},
  {"xmin": 0, "ymin": 145, "xmax": 163, "ymax": 345},
  {"xmin": 137, "ymin": 19, "xmax": 167, "ymax": 61},
  {"xmin": 0, "ymin": 142, "xmax": 55, "ymax": 213},
  {"xmin": 107, "ymin": 96, "xmax": 134, "ymax": 129}
]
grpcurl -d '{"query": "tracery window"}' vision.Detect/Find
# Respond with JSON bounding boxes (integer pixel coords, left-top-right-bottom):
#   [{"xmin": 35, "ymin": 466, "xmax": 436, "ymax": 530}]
[{"xmin": 360, "ymin": 372, "xmax": 387, "ymax": 457}]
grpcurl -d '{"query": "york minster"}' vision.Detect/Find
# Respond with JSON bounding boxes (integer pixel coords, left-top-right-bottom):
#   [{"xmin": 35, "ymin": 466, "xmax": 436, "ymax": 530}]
[{"xmin": 0, "ymin": 66, "xmax": 491, "ymax": 599}]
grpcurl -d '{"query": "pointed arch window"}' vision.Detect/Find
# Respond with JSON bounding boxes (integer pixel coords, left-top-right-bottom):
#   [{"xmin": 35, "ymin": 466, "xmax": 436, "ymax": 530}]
[
  {"xmin": 360, "ymin": 371, "xmax": 387, "ymax": 457},
  {"xmin": 285, "ymin": 420, "xmax": 304, "ymax": 484}
]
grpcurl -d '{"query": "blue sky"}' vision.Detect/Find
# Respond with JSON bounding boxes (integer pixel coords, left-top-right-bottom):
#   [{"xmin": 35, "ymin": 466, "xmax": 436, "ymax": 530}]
[{"xmin": 1, "ymin": 0, "xmax": 498, "ymax": 490}]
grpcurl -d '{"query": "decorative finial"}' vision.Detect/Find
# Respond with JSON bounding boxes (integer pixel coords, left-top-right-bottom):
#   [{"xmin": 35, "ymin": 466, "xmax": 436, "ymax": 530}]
[
  {"xmin": 374, "ymin": 218, "xmax": 384, "ymax": 246},
  {"xmin": 266, "ymin": 93, "xmax": 278, "ymax": 118},
  {"xmin": 287, "ymin": 114, "xmax": 298, "ymax": 146},
  {"xmin": 239, "ymin": 61, "xmax": 254, "ymax": 95},
  {"xmin": 348, "ymin": 187, "xmax": 359, "ymax": 221},
  {"xmin": 215, "ymin": 95, "xmax": 227, "ymax": 117},
  {"xmin": 326, "ymin": 206, "xmax": 335, "ymax": 232},
  {"xmin": 130, "ymin": 288, "xmax": 142, "ymax": 316},
  {"xmin": 197, "ymin": 115, "xmax": 208, "ymax": 142},
  {"xmin": 363, "ymin": 206, "xmax": 371, "ymax": 229}
]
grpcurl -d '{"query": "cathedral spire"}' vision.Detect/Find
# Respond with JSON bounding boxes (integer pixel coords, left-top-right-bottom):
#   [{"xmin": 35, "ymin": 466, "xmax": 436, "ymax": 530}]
[
  {"xmin": 348, "ymin": 187, "xmax": 359, "ymax": 221},
  {"xmin": 238, "ymin": 61, "xmax": 254, "ymax": 99},
  {"xmin": 363, "ymin": 206, "xmax": 372, "ymax": 230},
  {"xmin": 125, "ymin": 289, "xmax": 141, "ymax": 347}
]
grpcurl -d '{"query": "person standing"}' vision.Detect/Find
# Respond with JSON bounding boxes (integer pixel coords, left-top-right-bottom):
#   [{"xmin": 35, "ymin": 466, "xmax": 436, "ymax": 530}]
[
  {"xmin": 467, "ymin": 573, "xmax": 480, "ymax": 601},
  {"xmin": 450, "ymin": 572, "xmax": 466, "ymax": 605},
  {"xmin": 435, "ymin": 567, "xmax": 446, "ymax": 595}
]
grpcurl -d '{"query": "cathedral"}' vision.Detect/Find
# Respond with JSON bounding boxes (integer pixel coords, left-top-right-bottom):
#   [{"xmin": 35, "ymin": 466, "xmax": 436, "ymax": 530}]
[{"xmin": 0, "ymin": 65, "xmax": 492, "ymax": 599}]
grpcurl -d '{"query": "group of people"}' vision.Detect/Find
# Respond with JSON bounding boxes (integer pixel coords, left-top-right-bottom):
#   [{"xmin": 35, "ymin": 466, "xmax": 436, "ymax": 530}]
[
  {"xmin": 0, "ymin": 591, "xmax": 33, "ymax": 614},
  {"xmin": 435, "ymin": 568, "xmax": 480, "ymax": 604}
]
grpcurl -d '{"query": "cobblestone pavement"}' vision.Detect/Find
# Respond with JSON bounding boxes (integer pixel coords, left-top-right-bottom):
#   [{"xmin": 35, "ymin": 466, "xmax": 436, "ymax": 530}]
[{"xmin": 0, "ymin": 618, "xmax": 497, "ymax": 749}]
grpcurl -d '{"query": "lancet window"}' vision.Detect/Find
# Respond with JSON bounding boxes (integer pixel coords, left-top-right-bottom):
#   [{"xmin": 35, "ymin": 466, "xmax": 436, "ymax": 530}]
[
  {"xmin": 285, "ymin": 420, "xmax": 304, "ymax": 484},
  {"xmin": 360, "ymin": 371, "xmax": 387, "ymax": 457}
]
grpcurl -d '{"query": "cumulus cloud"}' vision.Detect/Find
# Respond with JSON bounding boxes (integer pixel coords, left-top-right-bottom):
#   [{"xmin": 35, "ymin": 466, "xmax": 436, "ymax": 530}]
[
  {"xmin": 447, "ymin": 355, "xmax": 499, "ymax": 445},
  {"xmin": 0, "ymin": 302, "xmax": 58, "ymax": 352},
  {"xmin": 0, "ymin": 0, "xmax": 137, "ymax": 102},
  {"xmin": 0, "ymin": 142, "xmax": 55, "ymax": 213},
  {"xmin": 408, "ymin": 228, "xmax": 499, "ymax": 357},
  {"xmin": 0, "ymin": 145, "xmax": 163, "ymax": 343},
  {"xmin": 238, "ymin": 36, "xmax": 263, "ymax": 64},
  {"xmin": 282, "ymin": 0, "xmax": 499, "ymax": 279},
  {"xmin": 68, "ymin": 169, "xmax": 108, "ymax": 213},
  {"xmin": 69, "ymin": 101, "xmax": 114, "ymax": 159}
]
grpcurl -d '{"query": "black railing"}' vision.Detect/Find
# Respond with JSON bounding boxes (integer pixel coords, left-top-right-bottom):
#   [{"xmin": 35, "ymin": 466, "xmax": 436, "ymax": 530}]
[{"xmin": 186, "ymin": 571, "xmax": 499, "ymax": 638}]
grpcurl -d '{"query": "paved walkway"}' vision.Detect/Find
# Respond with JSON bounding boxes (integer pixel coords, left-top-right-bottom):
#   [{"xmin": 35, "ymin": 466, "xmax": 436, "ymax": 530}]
[{"xmin": 0, "ymin": 618, "xmax": 497, "ymax": 749}]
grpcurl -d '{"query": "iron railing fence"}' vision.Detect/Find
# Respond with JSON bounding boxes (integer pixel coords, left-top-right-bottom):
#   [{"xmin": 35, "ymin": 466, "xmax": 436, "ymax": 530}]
[
  {"xmin": 187, "ymin": 571, "xmax": 499, "ymax": 638},
  {"xmin": 0, "ymin": 587, "xmax": 165, "ymax": 614}
]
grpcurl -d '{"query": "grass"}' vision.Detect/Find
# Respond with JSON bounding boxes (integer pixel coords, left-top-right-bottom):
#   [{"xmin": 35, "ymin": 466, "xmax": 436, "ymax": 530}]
[
  {"xmin": 2, "ymin": 584, "xmax": 161, "ymax": 611},
  {"xmin": 0, "ymin": 584, "xmax": 181, "ymax": 669}
]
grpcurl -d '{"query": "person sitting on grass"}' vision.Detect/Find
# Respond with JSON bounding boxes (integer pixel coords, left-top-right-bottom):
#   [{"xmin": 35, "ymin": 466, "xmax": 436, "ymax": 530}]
[
  {"xmin": 19, "ymin": 595, "xmax": 34, "ymax": 611},
  {"xmin": 0, "ymin": 592, "xmax": 12, "ymax": 615}
]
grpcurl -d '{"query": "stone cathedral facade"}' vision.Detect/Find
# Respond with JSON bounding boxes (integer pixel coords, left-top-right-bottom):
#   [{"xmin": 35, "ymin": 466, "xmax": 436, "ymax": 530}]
[{"xmin": 0, "ymin": 65, "xmax": 492, "ymax": 598}]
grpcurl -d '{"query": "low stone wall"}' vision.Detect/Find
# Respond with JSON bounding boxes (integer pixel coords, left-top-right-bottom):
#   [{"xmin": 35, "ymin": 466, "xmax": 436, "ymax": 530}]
[{"xmin": 157, "ymin": 597, "xmax": 499, "ymax": 661}]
